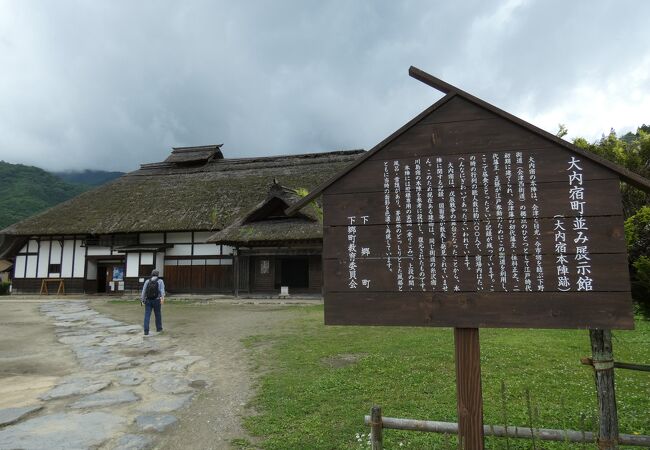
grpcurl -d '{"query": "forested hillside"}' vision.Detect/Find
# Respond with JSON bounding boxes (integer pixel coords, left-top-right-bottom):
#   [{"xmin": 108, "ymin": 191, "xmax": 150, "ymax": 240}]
[
  {"xmin": 53, "ymin": 170, "xmax": 123, "ymax": 186},
  {"xmin": 0, "ymin": 161, "xmax": 122, "ymax": 230}
]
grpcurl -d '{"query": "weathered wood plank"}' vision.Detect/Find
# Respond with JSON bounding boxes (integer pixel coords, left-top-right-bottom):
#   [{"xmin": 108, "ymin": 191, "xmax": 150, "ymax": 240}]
[
  {"xmin": 590, "ymin": 330, "xmax": 619, "ymax": 450},
  {"xmin": 323, "ymin": 292, "xmax": 635, "ymax": 329},
  {"xmin": 327, "ymin": 149, "xmax": 616, "ymax": 195},
  {"xmin": 418, "ymin": 96, "xmax": 495, "ymax": 124},
  {"xmin": 455, "ymin": 328, "xmax": 484, "ymax": 449},
  {"xmin": 369, "ymin": 118, "xmax": 551, "ymax": 158},
  {"xmin": 323, "ymin": 253, "xmax": 631, "ymax": 293},
  {"xmin": 323, "ymin": 178, "xmax": 623, "ymax": 226},
  {"xmin": 323, "ymin": 215, "xmax": 627, "ymax": 259}
]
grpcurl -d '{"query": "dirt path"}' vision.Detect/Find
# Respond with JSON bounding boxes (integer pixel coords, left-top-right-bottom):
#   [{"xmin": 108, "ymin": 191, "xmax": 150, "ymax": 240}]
[
  {"xmin": 0, "ymin": 301, "xmax": 78, "ymax": 408},
  {"xmin": 92, "ymin": 300, "xmax": 298, "ymax": 449},
  {"xmin": 0, "ymin": 297, "xmax": 304, "ymax": 449}
]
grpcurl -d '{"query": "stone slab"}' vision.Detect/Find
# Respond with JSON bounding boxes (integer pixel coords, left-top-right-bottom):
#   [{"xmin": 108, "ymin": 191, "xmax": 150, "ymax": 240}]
[
  {"xmin": 138, "ymin": 393, "xmax": 194, "ymax": 413},
  {"xmin": 69, "ymin": 389, "xmax": 139, "ymax": 409},
  {"xmin": 40, "ymin": 378, "xmax": 110, "ymax": 400},
  {"xmin": 112, "ymin": 369, "xmax": 146, "ymax": 386},
  {"xmin": 0, "ymin": 411, "xmax": 125, "ymax": 450},
  {"xmin": 135, "ymin": 414, "xmax": 178, "ymax": 432},
  {"xmin": 0, "ymin": 405, "xmax": 43, "ymax": 427}
]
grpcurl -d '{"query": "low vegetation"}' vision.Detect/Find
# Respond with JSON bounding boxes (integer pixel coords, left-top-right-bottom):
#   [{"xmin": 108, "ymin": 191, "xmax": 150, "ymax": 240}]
[{"xmin": 243, "ymin": 306, "xmax": 649, "ymax": 449}]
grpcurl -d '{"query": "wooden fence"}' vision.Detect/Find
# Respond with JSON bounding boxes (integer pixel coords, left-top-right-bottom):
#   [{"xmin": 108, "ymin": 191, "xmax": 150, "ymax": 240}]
[{"xmin": 365, "ymin": 407, "xmax": 650, "ymax": 448}]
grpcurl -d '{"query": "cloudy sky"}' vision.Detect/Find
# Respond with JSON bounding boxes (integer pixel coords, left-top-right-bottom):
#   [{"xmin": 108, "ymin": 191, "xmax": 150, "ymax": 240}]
[{"xmin": 1, "ymin": 0, "xmax": 649, "ymax": 172}]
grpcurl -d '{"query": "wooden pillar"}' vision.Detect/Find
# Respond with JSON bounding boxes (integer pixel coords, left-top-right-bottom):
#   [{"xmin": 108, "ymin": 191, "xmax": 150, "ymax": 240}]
[
  {"xmin": 590, "ymin": 329, "xmax": 619, "ymax": 450},
  {"xmin": 454, "ymin": 327, "xmax": 484, "ymax": 449},
  {"xmin": 233, "ymin": 247, "xmax": 239, "ymax": 298},
  {"xmin": 370, "ymin": 406, "xmax": 383, "ymax": 450}
]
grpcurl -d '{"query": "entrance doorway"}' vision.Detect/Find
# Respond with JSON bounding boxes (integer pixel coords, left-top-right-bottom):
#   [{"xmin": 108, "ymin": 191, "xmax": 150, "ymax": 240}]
[
  {"xmin": 279, "ymin": 257, "xmax": 309, "ymax": 288},
  {"xmin": 97, "ymin": 265, "xmax": 108, "ymax": 293},
  {"xmin": 96, "ymin": 263, "xmax": 125, "ymax": 293}
]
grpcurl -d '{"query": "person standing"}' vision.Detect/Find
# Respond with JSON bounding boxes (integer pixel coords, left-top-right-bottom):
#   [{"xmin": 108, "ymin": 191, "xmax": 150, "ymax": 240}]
[{"xmin": 141, "ymin": 269, "xmax": 165, "ymax": 336}]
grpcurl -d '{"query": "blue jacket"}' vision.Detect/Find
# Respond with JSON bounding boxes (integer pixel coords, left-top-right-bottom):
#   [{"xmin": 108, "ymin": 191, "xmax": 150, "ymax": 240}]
[{"xmin": 141, "ymin": 277, "xmax": 165, "ymax": 301}]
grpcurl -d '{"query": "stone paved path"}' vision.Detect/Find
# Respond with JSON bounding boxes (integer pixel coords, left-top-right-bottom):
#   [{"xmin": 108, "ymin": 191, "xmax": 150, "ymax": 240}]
[{"xmin": 0, "ymin": 301, "xmax": 209, "ymax": 450}]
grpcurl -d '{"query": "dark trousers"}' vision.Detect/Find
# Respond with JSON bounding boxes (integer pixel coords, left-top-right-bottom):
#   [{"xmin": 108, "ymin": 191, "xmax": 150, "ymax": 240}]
[{"xmin": 143, "ymin": 298, "xmax": 162, "ymax": 334}]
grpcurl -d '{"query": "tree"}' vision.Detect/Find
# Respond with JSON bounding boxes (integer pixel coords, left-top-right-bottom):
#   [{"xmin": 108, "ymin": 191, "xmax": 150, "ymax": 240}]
[
  {"xmin": 573, "ymin": 127, "xmax": 650, "ymax": 217},
  {"xmin": 625, "ymin": 206, "xmax": 650, "ymax": 316},
  {"xmin": 576, "ymin": 127, "xmax": 650, "ymax": 317}
]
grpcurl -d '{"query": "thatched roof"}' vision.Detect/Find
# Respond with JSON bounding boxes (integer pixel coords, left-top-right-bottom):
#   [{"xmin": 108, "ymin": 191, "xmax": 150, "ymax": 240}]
[
  {"xmin": 1, "ymin": 149, "xmax": 364, "ymax": 236},
  {"xmin": 207, "ymin": 181, "xmax": 322, "ymax": 246},
  {"xmin": 209, "ymin": 218, "xmax": 322, "ymax": 246},
  {"xmin": 164, "ymin": 145, "xmax": 223, "ymax": 165},
  {"xmin": 0, "ymin": 259, "xmax": 13, "ymax": 273}
]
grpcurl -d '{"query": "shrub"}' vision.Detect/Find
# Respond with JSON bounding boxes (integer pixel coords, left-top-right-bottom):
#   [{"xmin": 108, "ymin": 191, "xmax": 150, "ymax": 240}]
[
  {"xmin": 625, "ymin": 207, "xmax": 650, "ymax": 318},
  {"xmin": 0, "ymin": 281, "xmax": 10, "ymax": 295}
]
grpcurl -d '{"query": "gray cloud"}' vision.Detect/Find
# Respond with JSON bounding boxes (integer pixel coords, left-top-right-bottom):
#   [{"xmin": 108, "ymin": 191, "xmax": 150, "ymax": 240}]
[{"xmin": 0, "ymin": 0, "xmax": 648, "ymax": 172}]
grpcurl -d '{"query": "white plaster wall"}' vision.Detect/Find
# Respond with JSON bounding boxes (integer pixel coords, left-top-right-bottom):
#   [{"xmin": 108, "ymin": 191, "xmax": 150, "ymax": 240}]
[
  {"xmin": 50, "ymin": 241, "xmax": 62, "ymax": 264},
  {"xmin": 86, "ymin": 260, "xmax": 97, "ymax": 280},
  {"xmin": 166, "ymin": 244, "xmax": 192, "ymax": 256},
  {"xmin": 73, "ymin": 241, "xmax": 85, "ymax": 278},
  {"xmin": 25, "ymin": 255, "xmax": 37, "ymax": 277},
  {"xmin": 140, "ymin": 233, "xmax": 164, "ymax": 244},
  {"xmin": 37, "ymin": 241, "xmax": 50, "ymax": 278},
  {"xmin": 222, "ymin": 245, "xmax": 234, "ymax": 255},
  {"xmin": 155, "ymin": 253, "xmax": 165, "ymax": 276},
  {"xmin": 61, "ymin": 240, "xmax": 74, "ymax": 278},
  {"xmin": 141, "ymin": 253, "xmax": 154, "ymax": 264},
  {"xmin": 28, "ymin": 239, "xmax": 38, "ymax": 253},
  {"xmin": 166, "ymin": 232, "xmax": 192, "ymax": 243},
  {"xmin": 14, "ymin": 255, "xmax": 26, "ymax": 278},
  {"xmin": 193, "ymin": 243, "xmax": 220, "ymax": 256},
  {"xmin": 126, "ymin": 253, "xmax": 139, "ymax": 278},
  {"xmin": 87, "ymin": 246, "xmax": 112, "ymax": 256}
]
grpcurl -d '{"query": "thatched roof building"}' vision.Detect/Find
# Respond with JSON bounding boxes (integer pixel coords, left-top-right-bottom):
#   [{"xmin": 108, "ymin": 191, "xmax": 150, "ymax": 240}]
[
  {"xmin": 1, "ymin": 148, "xmax": 363, "ymax": 236},
  {"xmin": 2, "ymin": 147, "xmax": 364, "ymax": 295}
]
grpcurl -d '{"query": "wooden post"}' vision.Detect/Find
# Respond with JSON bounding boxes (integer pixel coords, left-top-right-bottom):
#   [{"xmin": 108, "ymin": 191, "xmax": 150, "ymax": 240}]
[
  {"xmin": 233, "ymin": 247, "xmax": 239, "ymax": 298},
  {"xmin": 590, "ymin": 329, "xmax": 619, "ymax": 450},
  {"xmin": 454, "ymin": 328, "xmax": 484, "ymax": 449},
  {"xmin": 370, "ymin": 405, "xmax": 383, "ymax": 450}
]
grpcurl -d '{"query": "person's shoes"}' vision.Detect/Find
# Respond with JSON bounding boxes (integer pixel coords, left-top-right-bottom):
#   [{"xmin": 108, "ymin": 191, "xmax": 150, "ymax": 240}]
[
  {"xmin": 143, "ymin": 333, "xmax": 151, "ymax": 337},
  {"xmin": 156, "ymin": 329, "xmax": 164, "ymax": 334}
]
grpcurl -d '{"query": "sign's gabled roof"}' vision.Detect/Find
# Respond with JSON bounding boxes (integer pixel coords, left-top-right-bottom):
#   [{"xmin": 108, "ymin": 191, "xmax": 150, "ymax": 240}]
[{"xmin": 287, "ymin": 66, "xmax": 650, "ymax": 215}]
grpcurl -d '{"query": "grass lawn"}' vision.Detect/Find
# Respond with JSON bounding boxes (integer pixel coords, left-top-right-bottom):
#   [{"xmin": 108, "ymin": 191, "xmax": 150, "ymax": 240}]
[{"xmin": 242, "ymin": 306, "xmax": 650, "ymax": 449}]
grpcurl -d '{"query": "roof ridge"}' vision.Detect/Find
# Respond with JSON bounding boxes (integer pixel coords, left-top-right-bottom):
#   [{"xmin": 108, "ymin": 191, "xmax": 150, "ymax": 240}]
[
  {"xmin": 171, "ymin": 144, "xmax": 223, "ymax": 153},
  {"xmin": 216, "ymin": 149, "xmax": 364, "ymax": 163}
]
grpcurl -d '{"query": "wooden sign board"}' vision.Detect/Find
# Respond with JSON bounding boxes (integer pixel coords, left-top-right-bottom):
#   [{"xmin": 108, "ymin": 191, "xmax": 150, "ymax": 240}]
[{"xmin": 319, "ymin": 89, "xmax": 635, "ymax": 330}]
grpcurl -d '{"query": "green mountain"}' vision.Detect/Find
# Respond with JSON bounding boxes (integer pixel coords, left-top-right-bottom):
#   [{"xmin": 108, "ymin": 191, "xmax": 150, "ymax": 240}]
[
  {"xmin": 0, "ymin": 161, "xmax": 122, "ymax": 230},
  {"xmin": 53, "ymin": 170, "xmax": 124, "ymax": 186}
]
